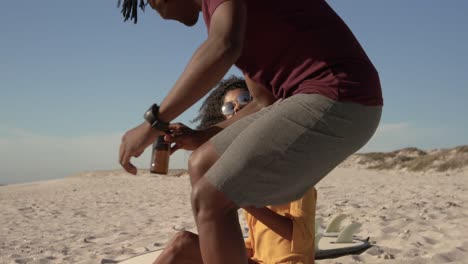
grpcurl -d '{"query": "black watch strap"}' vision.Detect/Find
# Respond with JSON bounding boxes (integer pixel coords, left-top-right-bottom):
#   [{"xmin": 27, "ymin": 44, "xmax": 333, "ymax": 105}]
[
  {"xmin": 152, "ymin": 120, "xmax": 170, "ymax": 131},
  {"xmin": 144, "ymin": 104, "xmax": 169, "ymax": 131}
]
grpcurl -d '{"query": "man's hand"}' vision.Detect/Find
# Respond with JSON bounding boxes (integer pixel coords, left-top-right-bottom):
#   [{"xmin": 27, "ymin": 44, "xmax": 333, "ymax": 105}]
[
  {"xmin": 164, "ymin": 123, "xmax": 217, "ymax": 154},
  {"xmin": 119, "ymin": 122, "xmax": 162, "ymax": 175}
]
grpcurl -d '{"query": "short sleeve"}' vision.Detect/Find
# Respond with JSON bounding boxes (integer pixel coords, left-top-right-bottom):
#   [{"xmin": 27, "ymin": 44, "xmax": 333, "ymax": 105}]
[
  {"xmin": 202, "ymin": 0, "xmax": 231, "ymax": 27},
  {"xmin": 205, "ymin": 0, "xmax": 230, "ymax": 17}
]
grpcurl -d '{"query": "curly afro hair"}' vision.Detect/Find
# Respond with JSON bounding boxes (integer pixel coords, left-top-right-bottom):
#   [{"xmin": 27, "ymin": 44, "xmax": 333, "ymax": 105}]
[{"xmin": 192, "ymin": 76, "xmax": 248, "ymax": 130}]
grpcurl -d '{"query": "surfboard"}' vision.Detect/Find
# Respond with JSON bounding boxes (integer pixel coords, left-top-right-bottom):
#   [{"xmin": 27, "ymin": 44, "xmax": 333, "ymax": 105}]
[
  {"xmin": 103, "ymin": 237, "xmax": 371, "ymax": 264},
  {"xmin": 315, "ymin": 236, "xmax": 371, "ymax": 260},
  {"xmin": 102, "ymin": 249, "xmax": 163, "ymax": 264}
]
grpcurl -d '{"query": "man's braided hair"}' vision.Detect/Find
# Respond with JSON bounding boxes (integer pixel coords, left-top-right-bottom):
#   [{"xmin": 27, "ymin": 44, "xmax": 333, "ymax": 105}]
[{"xmin": 117, "ymin": 0, "xmax": 147, "ymax": 24}]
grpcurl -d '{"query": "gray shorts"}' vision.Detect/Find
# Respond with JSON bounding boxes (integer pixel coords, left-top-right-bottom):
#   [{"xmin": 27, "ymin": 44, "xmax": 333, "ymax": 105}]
[{"xmin": 206, "ymin": 94, "xmax": 382, "ymax": 207}]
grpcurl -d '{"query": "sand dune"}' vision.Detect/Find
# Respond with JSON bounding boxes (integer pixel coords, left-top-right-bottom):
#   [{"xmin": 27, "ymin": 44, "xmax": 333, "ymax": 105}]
[
  {"xmin": 340, "ymin": 145, "xmax": 468, "ymax": 173},
  {"xmin": 1, "ymin": 165, "xmax": 467, "ymax": 263}
]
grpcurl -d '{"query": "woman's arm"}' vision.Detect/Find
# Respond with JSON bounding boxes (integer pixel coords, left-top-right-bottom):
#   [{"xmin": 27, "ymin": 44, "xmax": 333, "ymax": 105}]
[
  {"xmin": 243, "ymin": 206, "xmax": 293, "ymax": 241},
  {"xmin": 165, "ymin": 75, "xmax": 278, "ymax": 152},
  {"xmin": 244, "ymin": 188, "xmax": 318, "ymax": 242}
]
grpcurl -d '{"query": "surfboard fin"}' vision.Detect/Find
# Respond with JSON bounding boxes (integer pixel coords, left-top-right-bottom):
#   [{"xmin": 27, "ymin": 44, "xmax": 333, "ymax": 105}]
[
  {"xmin": 324, "ymin": 214, "xmax": 347, "ymax": 233},
  {"xmin": 315, "ymin": 230, "xmax": 324, "ymax": 251},
  {"xmin": 336, "ymin": 222, "xmax": 362, "ymax": 243}
]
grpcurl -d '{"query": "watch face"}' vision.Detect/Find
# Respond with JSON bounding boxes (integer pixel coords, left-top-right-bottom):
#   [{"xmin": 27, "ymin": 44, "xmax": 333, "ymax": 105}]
[{"xmin": 144, "ymin": 104, "xmax": 169, "ymax": 131}]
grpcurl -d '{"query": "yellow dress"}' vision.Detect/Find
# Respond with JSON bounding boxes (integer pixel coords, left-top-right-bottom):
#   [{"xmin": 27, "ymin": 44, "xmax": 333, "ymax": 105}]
[{"xmin": 244, "ymin": 188, "xmax": 317, "ymax": 264}]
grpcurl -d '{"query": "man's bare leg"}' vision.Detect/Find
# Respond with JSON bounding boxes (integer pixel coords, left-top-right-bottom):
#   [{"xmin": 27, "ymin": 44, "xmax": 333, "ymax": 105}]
[
  {"xmin": 191, "ymin": 177, "xmax": 247, "ymax": 264},
  {"xmin": 188, "ymin": 142, "xmax": 247, "ymax": 263},
  {"xmin": 152, "ymin": 143, "xmax": 220, "ymax": 264}
]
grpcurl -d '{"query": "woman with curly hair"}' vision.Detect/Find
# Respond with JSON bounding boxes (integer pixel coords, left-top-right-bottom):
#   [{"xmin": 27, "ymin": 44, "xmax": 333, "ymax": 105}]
[
  {"xmin": 153, "ymin": 76, "xmax": 318, "ymax": 264},
  {"xmin": 192, "ymin": 75, "xmax": 249, "ymax": 130}
]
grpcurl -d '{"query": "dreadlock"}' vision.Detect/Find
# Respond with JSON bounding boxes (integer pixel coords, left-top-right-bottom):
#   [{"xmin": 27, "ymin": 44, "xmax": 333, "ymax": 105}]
[
  {"xmin": 117, "ymin": 0, "xmax": 147, "ymax": 24},
  {"xmin": 192, "ymin": 76, "xmax": 248, "ymax": 130}
]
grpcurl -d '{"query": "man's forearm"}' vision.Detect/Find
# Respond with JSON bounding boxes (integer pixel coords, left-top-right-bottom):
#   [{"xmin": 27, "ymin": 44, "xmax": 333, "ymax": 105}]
[{"xmin": 158, "ymin": 38, "xmax": 241, "ymax": 123}]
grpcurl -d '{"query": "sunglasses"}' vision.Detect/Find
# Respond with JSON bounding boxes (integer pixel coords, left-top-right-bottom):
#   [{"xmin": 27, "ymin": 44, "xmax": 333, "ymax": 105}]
[{"xmin": 221, "ymin": 91, "xmax": 252, "ymax": 116}]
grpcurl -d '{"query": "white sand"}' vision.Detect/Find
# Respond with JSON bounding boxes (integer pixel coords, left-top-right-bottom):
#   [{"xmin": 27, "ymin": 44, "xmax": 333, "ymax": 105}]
[{"xmin": 1, "ymin": 168, "xmax": 467, "ymax": 264}]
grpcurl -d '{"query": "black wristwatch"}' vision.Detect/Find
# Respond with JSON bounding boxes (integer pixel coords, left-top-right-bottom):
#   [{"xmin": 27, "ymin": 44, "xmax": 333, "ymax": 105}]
[{"xmin": 143, "ymin": 104, "xmax": 169, "ymax": 131}]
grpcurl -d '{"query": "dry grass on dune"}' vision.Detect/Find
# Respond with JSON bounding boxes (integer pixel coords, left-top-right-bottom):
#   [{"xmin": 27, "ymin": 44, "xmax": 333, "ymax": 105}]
[{"xmin": 340, "ymin": 145, "xmax": 468, "ymax": 173}]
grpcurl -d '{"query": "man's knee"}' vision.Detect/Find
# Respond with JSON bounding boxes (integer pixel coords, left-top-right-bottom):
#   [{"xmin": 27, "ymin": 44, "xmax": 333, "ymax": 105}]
[
  {"xmin": 191, "ymin": 178, "xmax": 238, "ymax": 221},
  {"xmin": 188, "ymin": 143, "xmax": 219, "ymax": 185},
  {"xmin": 188, "ymin": 150, "xmax": 202, "ymax": 176}
]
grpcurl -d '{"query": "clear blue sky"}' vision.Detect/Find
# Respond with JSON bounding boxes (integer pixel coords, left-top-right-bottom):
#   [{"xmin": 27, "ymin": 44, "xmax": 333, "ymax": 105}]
[{"xmin": 1, "ymin": 1, "xmax": 467, "ymax": 184}]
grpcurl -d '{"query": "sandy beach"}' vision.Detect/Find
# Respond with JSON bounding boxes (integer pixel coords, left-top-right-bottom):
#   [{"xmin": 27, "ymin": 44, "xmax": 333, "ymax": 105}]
[{"xmin": 1, "ymin": 167, "xmax": 467, "ymax": 264}]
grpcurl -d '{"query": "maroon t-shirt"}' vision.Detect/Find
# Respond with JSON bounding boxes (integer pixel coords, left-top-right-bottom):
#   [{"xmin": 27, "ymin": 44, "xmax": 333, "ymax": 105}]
[{"xmin": 202, "ymin": 0, "xmax": 383, "ymax": 106}]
